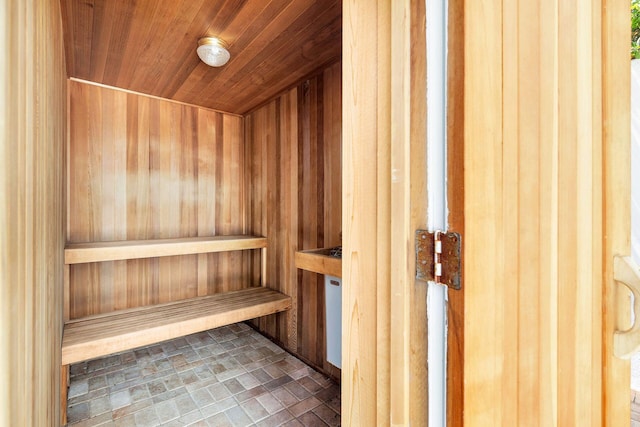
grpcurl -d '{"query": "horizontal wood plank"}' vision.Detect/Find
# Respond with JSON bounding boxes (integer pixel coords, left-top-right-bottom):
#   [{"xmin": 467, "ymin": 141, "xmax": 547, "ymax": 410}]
[
  {"xmin": 65, "ymin": 236, "xmax": 267, "ymax": 264},
  {"xmin": 62, "ymin": 287, "xmax": 290, "ymax": 365},
  {"xmin": 295, "ymin": 250, "xmax": 342, "ymax": 278}
]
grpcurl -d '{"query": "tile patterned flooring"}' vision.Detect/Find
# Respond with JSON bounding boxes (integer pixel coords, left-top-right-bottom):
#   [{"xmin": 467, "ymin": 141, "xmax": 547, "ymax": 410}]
[{"xmin": 66, "ymin": 323, "xmax": 340, "ymax": 426}]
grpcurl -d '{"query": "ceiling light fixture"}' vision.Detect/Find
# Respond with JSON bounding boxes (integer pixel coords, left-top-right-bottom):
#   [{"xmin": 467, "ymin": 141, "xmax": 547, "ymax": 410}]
[{"xmin": 196, "ymin": 37, "xmax": 230, "ymax": 67}]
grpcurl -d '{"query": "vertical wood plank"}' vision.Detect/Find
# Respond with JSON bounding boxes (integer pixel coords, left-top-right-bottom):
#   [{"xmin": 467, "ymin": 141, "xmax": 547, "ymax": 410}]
[
  {"xmin": 1, "ymin": 0, "xmax": 67, "ymax": 425},
  {"xmin": 445, "ymin": 0, "xmax": 465, "ymax": 423},
  {"xmin": 602, "ymin": 0, "xmax": 632, "ymax": 425},
  {"xmin": 389, "ymin": 0, "xmax": 410, "ymax": 423},
  {"xmin": 343, "ymin": 0, "xmax": 386, "ymax": 423},
  {"xmin": 409, "ymin": 0, "xmax": 429, "ymax": 425},
  {"xmin": 464, "ymin": 0, "xmax": 504, "ymax": 424}
]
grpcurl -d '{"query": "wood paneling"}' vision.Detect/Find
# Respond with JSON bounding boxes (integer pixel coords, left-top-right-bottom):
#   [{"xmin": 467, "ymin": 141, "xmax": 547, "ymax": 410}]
[
  {"xmin": 0, "ymin": 0, "xmax": 67, "ymax": 425},
  {"xmin": 60, "ymin": 0, "xmax": 342, "ymax": 114},
  {"xmin": 341, "ymin": 1, "xmax": 390, "ymax": 423},
  {"xmin": 446, "ymin": 0, "xmax": 464, "ymax": 425},
  {"xmin": 603, "ymin": 0, "xmax": 632, "ymax": 424},
  {"xmin": 67, "ymin": 81, "xmax": 252, "ymax": 319},
  {"xmin": 463, "ymin": 0, "xmax": 630, "ymax": 424},
  {"xmin": 245, "ymin": 62, "xmax": 342, "ymax": 378},
  {"xmin": 342, "ymin": 1, "xmax": 430, "ymax": 424}
]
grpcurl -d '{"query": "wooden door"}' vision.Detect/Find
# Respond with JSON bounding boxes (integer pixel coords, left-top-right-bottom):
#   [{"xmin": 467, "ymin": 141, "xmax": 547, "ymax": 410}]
[
  {"xmin": 462, "ymin": 0, "xmax": 630, "ymax": 425},
  {"xmin": 343, "ymin": 0, "xmax": 631, "ymax": 425}
]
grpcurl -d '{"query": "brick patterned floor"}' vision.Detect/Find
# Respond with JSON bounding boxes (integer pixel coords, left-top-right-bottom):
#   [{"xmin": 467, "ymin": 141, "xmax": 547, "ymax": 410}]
[{"xmin": 66, "ymin": 323, "xmax": 340, "ymax": 426}]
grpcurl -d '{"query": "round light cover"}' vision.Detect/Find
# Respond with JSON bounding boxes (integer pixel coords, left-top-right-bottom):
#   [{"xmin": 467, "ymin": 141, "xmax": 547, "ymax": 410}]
[{"xmin": 197, "ymin": 37, "xmax": 230, "ymax": 67}]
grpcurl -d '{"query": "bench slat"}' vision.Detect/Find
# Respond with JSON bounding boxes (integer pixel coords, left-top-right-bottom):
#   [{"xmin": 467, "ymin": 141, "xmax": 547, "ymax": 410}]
[
  {"xmin": 62, "ymin": 287, "xmax": 290, "ymax": 365},
  {"xmin": 65, "ymin": 235, "xmax": 267, "ymax": 264}
]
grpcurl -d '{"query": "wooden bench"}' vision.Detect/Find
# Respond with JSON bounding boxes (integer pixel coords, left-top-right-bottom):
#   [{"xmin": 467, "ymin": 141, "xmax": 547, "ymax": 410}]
[{"xmin": 61, "ymin": 235, "xmax": 290, "ymax": 423}]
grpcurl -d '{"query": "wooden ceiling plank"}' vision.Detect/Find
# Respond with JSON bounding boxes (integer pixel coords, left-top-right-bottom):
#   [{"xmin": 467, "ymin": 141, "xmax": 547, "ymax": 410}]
[
  {"xmin": 209, "ymin": 2, "xmax": 341, "ymax": 111},
  {"xmin": 187, "ymin": 0, "xmax": 324, "ymax": 107},
  {"xmin": 168, "ymin": 0, "xmax": 290, "ymax": 99},
  {"xmin": 87, "ymin": 0, "xmax": 115, "ymax": 82},
  {"xmin": 61, "ymin": 0, "xmax": 96, "ymax": 78},
  {"xmin": 130, "ymin": 0, "xmax": 206, "ymax": 94},
  {"xmin": 229, "ymin": 17, "xmax": 341, "ymax": 112},
  {"xmin": 114, "ymin": 0, "xmax": 163, "ymax": 89},
  {"xmin": 170, "ymin": 0, "xmax": 293, "ymax": 102},
  {"xmin": 152, "ymin": 0, "xmax": 252, "ymax": 100},
  {"xmin": 102, "ymin": 1, "xmax": 138, "ymax": 87}
]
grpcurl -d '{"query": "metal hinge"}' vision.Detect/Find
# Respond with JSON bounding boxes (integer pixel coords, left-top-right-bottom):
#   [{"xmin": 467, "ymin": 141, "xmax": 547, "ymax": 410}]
[{"xmin": 415, "ymin": 230, "xmax": 462, "ymax": 290}]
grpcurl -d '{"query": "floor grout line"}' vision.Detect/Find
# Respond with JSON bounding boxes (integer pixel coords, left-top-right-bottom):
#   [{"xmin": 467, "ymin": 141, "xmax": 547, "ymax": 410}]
[{"xmin": 66, "ymin": 323, "xmax": 341, "ymax": 427}]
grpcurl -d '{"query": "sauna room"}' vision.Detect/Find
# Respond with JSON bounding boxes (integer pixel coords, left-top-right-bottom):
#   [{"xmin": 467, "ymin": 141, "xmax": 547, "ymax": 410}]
[
  {"xmin": 5, "ymin": 0, "xmax": 638, "ymax": 424},
  {"xmin": 60, "ymin": 0, "xmax": 343, "ymax": 424}
]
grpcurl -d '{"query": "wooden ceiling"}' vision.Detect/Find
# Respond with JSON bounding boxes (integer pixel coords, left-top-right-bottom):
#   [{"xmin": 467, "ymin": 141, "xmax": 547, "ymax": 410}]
[{"xmin": 60, "ymin": 0, "xmax": 342, "ymax": 114}]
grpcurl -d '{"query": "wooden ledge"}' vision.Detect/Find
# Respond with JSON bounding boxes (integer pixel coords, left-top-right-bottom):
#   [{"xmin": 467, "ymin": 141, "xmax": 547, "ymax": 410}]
[
  {"xmin": 295, "ymin": 249, "xmax": 342, "ymax": 278},
  {"xmin": 65, "ymin": 235, "xmax": 267, "ymax": 264}
]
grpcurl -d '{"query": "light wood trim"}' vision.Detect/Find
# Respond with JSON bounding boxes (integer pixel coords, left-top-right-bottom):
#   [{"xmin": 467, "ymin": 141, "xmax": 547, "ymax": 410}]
[
  {"xmin": 446, "ymin": 0, "xmax": 464, "ymax": 423},
  {"xmin": 62, "ymin": 287, "xmax": 291, "ymax": 365},
  {"xmin": 60, "ymin": 365, "xmax": 68, "ymax": 425},
  {"xmin": 294, "ymin": 251, "xmax": 342, "ymax": 278},
  {"xmin": 389, "ymin": 0, "xmax": 411, "ymax": 423},
  {"xmin": 343, "ymin": 0, "xmax": 388, "ymax": 424},
  {"xmin": 65, "ymin": 235, "xmax": 267, "ymax": 264},
  {"xmin": 1, "ymin": 0, "xmax": 66, "ymax": 425},
  {"xmin": 64, "ymin": 265, "xmax": 70, "ymax": 322},
  {"xmin": 68, "ymin": 78, "xmax": 244, "ymax": 118},
  {"xmin": 602, "ymin": 0, "xmax": 631, "ymax": 424}
]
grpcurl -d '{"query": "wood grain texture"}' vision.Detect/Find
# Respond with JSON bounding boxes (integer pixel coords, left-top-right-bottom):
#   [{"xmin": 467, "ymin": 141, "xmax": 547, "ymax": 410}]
[
  {"xmin": 65, "ymin": 236, "xmax": 267, "ymax": 264},
  {"xmin": 445, "ymin": 0, "xmax": 464, "ymax": 424},
  {"xmin": 67, "ymin": 81, "xmax": 254, "ymax": 318},
  {"xmin": 245, "ymin": 62, "xmax": 342, "ymax": 379},
  {"xmin": 0, "ymin": 0, "xmax": 67, "ymax": 425},
  {"xmin": 342, "ymin": 1, "xmax": 388, "ymax": 424},
  {"xmin": 408, "ymin": 0, "xmax": 429, "ymax": 424},
  {"xmin": 463, "ymin": 0, "xmax": 627, "ymax": 424},
  {"xmin": 62, "ymin": 287, "xmax": 291, "ymax": 365},
  {"xmin": 60, "ymin": 0, "xmax": 342, "ymax": 114},
  {"xmin": 602, "ymin": 0, "xmax": 631, "ymax": 424},
  {"xmin": 341, "ymin": 2, "xmax": 429, "ymax": 424},
  {"xmin": 294, "ymin": 251, "xmax": 342, "ymax": 278}
]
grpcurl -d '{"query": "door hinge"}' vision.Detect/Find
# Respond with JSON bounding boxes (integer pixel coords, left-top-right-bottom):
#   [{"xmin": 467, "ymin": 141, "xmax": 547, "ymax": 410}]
[{"xmin": 415, "ymin": 230, "xmax": 462, "ymax": 290}]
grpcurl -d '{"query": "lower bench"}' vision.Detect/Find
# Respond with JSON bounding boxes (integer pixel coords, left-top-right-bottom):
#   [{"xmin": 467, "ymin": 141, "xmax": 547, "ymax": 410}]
[{"xmin": 62, "ymin": 287, "xmax": 291, "ymax": 365}]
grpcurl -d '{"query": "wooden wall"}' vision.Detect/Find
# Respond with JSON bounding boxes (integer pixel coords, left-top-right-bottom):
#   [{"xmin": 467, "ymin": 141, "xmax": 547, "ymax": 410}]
[
  {"xmin": 245, "ymin": 62, "xmax": 342, "ymax": 378},
  {"xmin": 463, "ymin": 0, "xmax": 630, "ymax": 425},
  {"xmin": 67, "ymin": 81, "xmax": 252, "ymax": 318},
  {"xmin": 341, "ymin": 0, "xmax": 432, "ymax": 424},
  {"xmin": 0, "ymin": 0, "xmax": 67, "ymax": 425}
]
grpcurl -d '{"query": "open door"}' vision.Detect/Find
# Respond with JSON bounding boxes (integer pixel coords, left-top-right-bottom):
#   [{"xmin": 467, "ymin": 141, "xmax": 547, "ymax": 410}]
[
  {"xmin": 343, "ymin": 0, "xmax": 631, "ymax": 425},
  {"xmin": 462, "ymin": 0, "xmax": 631, "ymax": 425}
]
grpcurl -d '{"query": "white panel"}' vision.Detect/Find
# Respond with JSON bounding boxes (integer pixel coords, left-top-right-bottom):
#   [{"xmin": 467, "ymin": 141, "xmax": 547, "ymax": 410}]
[
  {"xmin": 631, "ymin": 60, "xmax": 640, "ymax": 265},
  {"xmin": 325, "ymin": 275, "xmax": 342, "ymax": 368}
]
